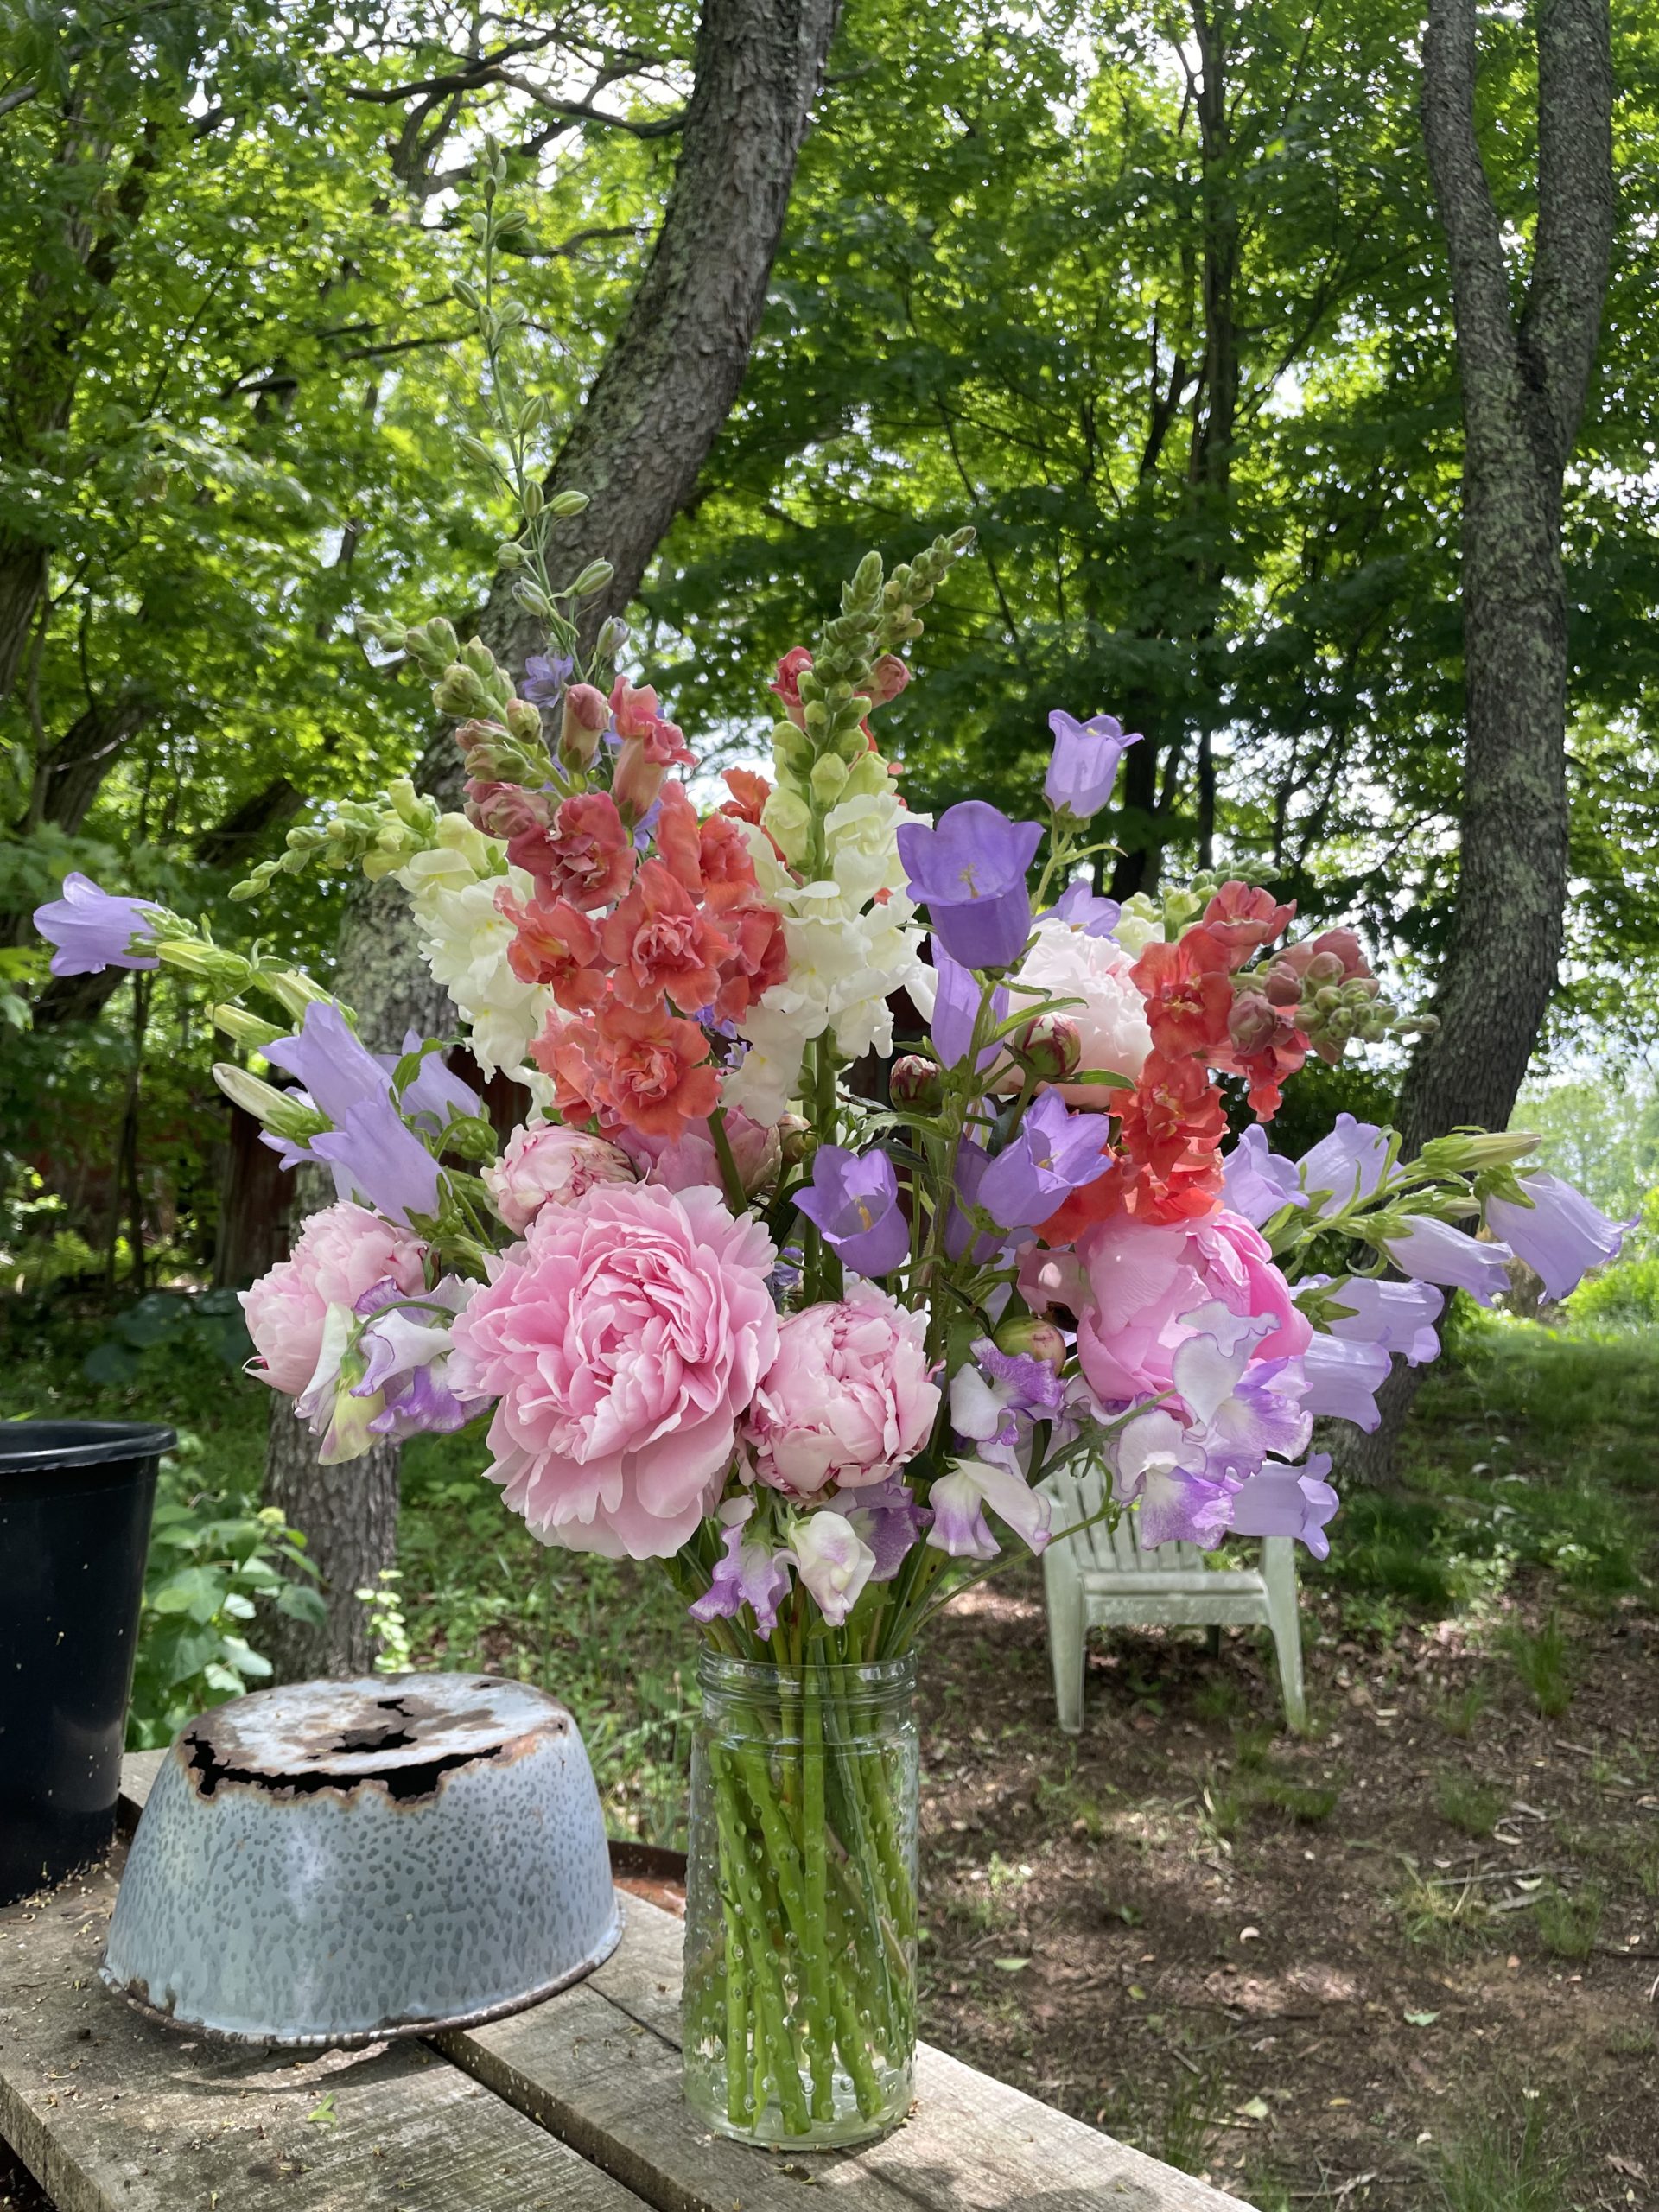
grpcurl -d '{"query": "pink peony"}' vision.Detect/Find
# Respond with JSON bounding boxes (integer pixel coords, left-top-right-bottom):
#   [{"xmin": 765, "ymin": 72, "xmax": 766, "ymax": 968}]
[
  {"xmin": 481, "ymin": 1122, "xmax": 636, "ymax": 1234},
  {"xmin": 1001, "ymin": 917, "xmax": 1152, "ymax": 1103},
  {"xmin": 616, "ymin": 1109, "xmax": 779, "ymax": 1198},
  {"xmin": 449, "ymin": 1183, "xmax": 778, "ymax": 1559},
  {"xmin": 241, "ymin": 1203, "xmax": 426, "ymax": 1397},
  {"xmin": 742, "ymin": 1284, "xmax": 940, "ymax": 1500},
  {"xmin": 1075, "ymin": 1205, "xmax": 1309, "ymax": 1409}
]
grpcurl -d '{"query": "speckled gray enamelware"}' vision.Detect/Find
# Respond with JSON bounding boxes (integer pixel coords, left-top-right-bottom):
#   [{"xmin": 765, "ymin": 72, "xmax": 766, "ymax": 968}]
[{"xmin": 102, "ymin": 1673, "xmax": 620, "ymax": 2046}]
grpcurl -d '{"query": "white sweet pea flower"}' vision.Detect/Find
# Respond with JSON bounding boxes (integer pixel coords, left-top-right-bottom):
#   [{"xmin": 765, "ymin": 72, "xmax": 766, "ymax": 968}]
[
  {"xmin": 926, "ymin": 1457, "xmax": 1051, "ymax": 1560},
  {"xmin": 786, "ymin": 1510, "xmax": 876, "ymax": 1625}
]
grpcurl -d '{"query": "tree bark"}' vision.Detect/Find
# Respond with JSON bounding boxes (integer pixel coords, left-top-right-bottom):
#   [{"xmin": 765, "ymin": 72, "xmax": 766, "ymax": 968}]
[
  {"xmin": 1338, "ymin": 0, "xmax": 1614, "ymax": 1487},
  {"xmin": 260, "ymin": 0, "xmax": 846, "ymax": 1680}
]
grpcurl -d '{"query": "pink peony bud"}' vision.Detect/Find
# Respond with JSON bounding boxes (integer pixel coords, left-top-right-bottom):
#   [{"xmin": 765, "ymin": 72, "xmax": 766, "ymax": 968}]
[
  {"xmin": 890, "ymin": 1054, "xmax": 944, "ymax": 1109},
  {"xmin": 1010, "ymin": 1011, "xmax": 1082, "ymax": 1083},
  {"xmin": 993, "ymin": 1314, "xmax": 1067, "ymax": 1373},
  {"xmin": 481, "ymin": 1122, "xmax": 636, "ymax": 1234}
]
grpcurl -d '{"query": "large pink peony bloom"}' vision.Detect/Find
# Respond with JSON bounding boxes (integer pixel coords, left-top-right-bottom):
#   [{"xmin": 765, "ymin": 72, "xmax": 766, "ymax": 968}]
[
  {"xmin": 449, "ymin": 1182, "xmax": 778, "ymax": 1558},
  {"xmin": 241, "ymin": 1203, "xmax": 426, "ymax": 1396},
  {"xmin": 742, "ymin": 1284, "xmax": 940, "ymax": 1500},
  {"xmin": 1076, "ymin": 1205, "xmax": 1309, "ymax": 1408},
  {"xmin": 482, "ymin": 1121, "xmax": 635, "ymax": 1234}
]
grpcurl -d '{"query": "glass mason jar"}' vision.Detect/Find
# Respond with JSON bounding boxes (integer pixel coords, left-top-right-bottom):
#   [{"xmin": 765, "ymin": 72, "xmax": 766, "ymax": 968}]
[{"xmin": 682, "ymin": 1650, "xmax": 919, "ymax": 2149}]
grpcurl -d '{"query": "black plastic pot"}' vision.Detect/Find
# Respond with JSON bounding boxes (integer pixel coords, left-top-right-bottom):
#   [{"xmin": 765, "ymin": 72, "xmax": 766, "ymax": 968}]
[{"xmin": 0, "ymin": 1421, "xmax": 173, "ymax": 1906}]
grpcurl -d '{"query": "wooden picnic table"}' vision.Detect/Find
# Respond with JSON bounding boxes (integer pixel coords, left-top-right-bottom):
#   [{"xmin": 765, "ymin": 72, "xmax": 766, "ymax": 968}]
[{"xmin": 0, "ymin": 1752, "xmax": 1249, "ymax": 2212}]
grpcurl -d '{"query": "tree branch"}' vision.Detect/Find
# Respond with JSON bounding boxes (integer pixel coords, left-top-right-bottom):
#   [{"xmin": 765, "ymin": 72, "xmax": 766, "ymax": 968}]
[{"xmin": 1519, "ymin": 0, "xmax": 1616, "ymax": 471}]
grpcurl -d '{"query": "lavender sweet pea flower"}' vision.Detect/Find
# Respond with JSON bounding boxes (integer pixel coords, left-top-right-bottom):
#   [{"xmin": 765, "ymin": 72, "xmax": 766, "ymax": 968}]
[
  {"xmin": 1298, "ymin": 1114, "xmax": 1391, "ymax": 1216},
  {"xmin": 1112, "ymin": 1410, "xmax": 1231, "ymax": 1549},
  {"xmin": 1300, "ymin": 1331, "xmax": 1391, "ymax": 1430},
  {"xmin": 690, "ymin": 1507, "xmax": 792, "ymax": 1636},
  {"xmin": 1222, "ymin": 1124, "xmax": 1306, "ymax": 1228},
  {"xmin": 1484, "ymin": 1172, "xmax": 1628, "ymax": 1300},
  {"xmin": 1319, "ymin": 1274, "xmax": 1444, "ymax": 1365},
  {"xmin": 787, "ymin": 1510, "xmax": 876, "ymax": 1624},
  {"xmin": 1382, "ymin": 1215, "xmax": 1513, "ymax": 1306},
  {"xmin": 842, "ymin": 1477, "xmax": 931, "ymax": 1582},
  {"xmin": 972, "ymin": 1337, "xmax": 1066, "ymax": 1421},
  {"xmin": 1200, "ymin": 1357, "xmax": 1313, "ymax": 1478},
  {"xmin": 976, "ymin": 1090, "xmax": 1112, "ymax": 1230},
  {"xmin": 1227, "ymin": 1453, "xmax": 1340, "ymax": 1560},
  {"xmin": 33, "ymin": 873, "xmax": 162, "ymax": 977},
  {"xmin": 370, "ymin": 1362, "xmax": 486, "ymax": 1443},
  {"xmin": 1045, "ymin": 710, "xmax": 1141, "ymax": 820},
  {"xmin": 793, "ymin": 1144, "xmax": 909, "ymax": 1278},
  {"xmin": 310, "ymin": 1092, "xmax": 442, "ymax": 1225},
  {"xmin": 926, "ymin": 1457, "xmax": 1051, "ymax": 1560},
  {"xmin": 896, "ymin": 801, "xmax": 1043, "ymax": 970},
  {"xmin": 931, "ymin": 944, "xmax": 1007, "ymax": 1070}
]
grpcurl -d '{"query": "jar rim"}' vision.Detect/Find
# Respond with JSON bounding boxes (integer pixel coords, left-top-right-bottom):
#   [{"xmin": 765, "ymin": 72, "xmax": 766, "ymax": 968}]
[{"xmin": 695, "ymin": 1648, "xmax": 917, "ymax": 1692}]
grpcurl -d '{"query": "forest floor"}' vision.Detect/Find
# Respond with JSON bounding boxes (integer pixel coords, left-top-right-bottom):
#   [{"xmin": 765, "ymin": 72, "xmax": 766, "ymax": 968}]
[{"xmin": 4, "ymin": 1308, "xmax": 1658, "ymax": 2209}]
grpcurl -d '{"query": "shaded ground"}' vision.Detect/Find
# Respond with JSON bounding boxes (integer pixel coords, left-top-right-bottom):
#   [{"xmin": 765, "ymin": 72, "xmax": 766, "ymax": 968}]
[{"xmin": 915, "ymin": 1568, "xmax": 1658, "ymax": 2209}]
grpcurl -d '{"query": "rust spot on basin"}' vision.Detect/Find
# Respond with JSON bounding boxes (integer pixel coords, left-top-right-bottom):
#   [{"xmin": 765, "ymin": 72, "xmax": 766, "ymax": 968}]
[{"xmin": 178, "ymin": 1675, "xmax": 570, "ymax": 1808}]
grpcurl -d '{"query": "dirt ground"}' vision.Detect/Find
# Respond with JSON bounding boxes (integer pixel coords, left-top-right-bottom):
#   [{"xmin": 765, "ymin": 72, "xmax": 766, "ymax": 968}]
[{"xmin": 916, "ymin": 1568, "xmax": 1659, "ymax": 2209}]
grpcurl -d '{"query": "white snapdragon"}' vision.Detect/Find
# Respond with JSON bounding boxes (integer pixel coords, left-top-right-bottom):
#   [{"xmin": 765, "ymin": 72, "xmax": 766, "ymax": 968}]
[{"xmin": 393, "ymin": 815, "xmax": 554, "ymax": 1079}]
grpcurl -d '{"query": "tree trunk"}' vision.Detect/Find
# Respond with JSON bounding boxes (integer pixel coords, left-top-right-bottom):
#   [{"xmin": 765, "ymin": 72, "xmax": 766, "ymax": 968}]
[
  {"xmin": 415, "ymin": 0, "xmax": 843, "ymax": 803},
  {"xmin": 260, "ymin": 0, "xmax": 846, "ymax": 1680},
  {"xmin": 212, "ymin": 1103, "xmax": 293, "ymax": 1288},
  {"xmin": 1339, "ymin": 0, "xmax": 1614, "ymax": 1488}
]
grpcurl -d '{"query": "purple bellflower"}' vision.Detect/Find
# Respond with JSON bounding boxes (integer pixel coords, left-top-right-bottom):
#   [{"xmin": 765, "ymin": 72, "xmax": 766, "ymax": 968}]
[
  {"xmin": 1298, "ymin": 1115, "xmax": 1391, "ymax": 1216},
  {"xmin": 310, "ymin": 1092, "xmax": 442, "ymax": 1225},
  {"xmin": 1382, "ymin": 1215, "xmax": 1514, "ymax": 1306},
  {"xmin": 976, "ymin": 1090, "xmax": 1113, "ymax": 1231},
  {"xmin": 33, "ymin": 873, "xmax": 161, "ymax": 977},
  {"xmin": 1318, "ymin": 1274, "xmax": 1444, "ymax": 1365},
  {"xmin": 793, "ymin": 1144, "xmax": 909, "ymax": 1278},
  {"xmin": 1041, "ymin": 879, "xmax": 1122, "ymax": 937},
  {"xmin": 896, "ymin": 801, "xmax": 1043, "ymax": 970},
  {"xmin": 1227, "ymin": 1453, "xmax": 1340, "ymax": 1560},
  {"xmin": 1300, "ymin": 1331, "xmax": 1391, "ymax": 1431},
  {"xmin": 1044, "ymin": 711, "xmax": 1141, "ymax": 820},
  {"xmin": 1484, "ymin": 1173, "xmax": 1627, "ymax": 1300},
  {"xmin": 397, "ymin": 1035, "xmax": 481, "ymax": 1135},
  {"xmin": 931, "ymin": 944, "xmax": 1007, "ymax": 1070},
  {"xmin": 1221, "ymin": 1124, "xmax": 1306, "ymax": 1228}
]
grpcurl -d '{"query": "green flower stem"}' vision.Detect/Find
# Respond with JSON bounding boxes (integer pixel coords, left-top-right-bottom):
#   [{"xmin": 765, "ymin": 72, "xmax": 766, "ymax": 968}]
[
  {"xmin": 711, "ymin": 1750, "xmax": 807, "ymax": 2134},
  {"xmin": 800, "ymin": 1663, "xmax": 836, "ymax": 2120}
]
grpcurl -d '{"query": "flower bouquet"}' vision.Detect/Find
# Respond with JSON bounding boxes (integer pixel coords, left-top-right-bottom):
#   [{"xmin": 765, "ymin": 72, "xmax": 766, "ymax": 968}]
[{"xmin": 33, "ymin": 181, "xmax": 1624, "ymax": 2150}]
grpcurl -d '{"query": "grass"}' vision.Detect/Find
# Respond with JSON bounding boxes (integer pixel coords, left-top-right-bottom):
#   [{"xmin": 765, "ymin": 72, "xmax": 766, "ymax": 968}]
[
  {"xmin": 1532, "ymin": 1882, "xmax": 1604, "ymax": 1961},
  {"xmin": 1432, "ymin": 1681, "xmax": 1491, "ymax": 1739},
  {"xmin": 1433, "ymin": 1769, "xmax": 1508, "ymax": 1840},
  {"xmin": 1503, "ymin": 1618, "xmax": 1574, "ymax": 1719},
  {"xmin": 1433, "ymin": 2095, "xmax": 1579, "ymax": 2212}
]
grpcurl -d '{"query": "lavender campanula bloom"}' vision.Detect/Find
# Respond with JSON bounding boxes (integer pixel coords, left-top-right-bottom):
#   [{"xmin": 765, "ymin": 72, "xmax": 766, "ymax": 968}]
[
  {"xmin": 397, "ymin": 1035, "xmax": 481, "ymax": 1135},
  {"xmin": 1300, "ymin": 1331, "xmax": 1391, "ymax": 1430},
  {"xmin": 1319, "ymin": 1274, "xmax": 1444, "ymax": 1365},
  {"xmin": 943, "ymin": 1137, "xmax": 1007, "ymax": 1263},
  {"xmin": 1298, "ymin": 1115, "xmax": 1391, "ymax": 1216},
  {"xmin": 976, "ymin": 1090, "xmax": 1112, "ymax": 1230},
  {"xmin": 33, "ymin": 872, "xmax": 161, "ymax": 976},
  {"xmin": 896, "ymin": 801, "xmax": 1043, "ymax": 970},
  {"xmin": 1042, "ymin": 879, "xmax": 1122, "ymax": 938},
  {"xmin": 1484, "ymin": 1173, "xmax": 1627, "ymax": 1300},
  {"xmin": 310, "ymin": 1092, "xmax": 442, "ymax": 1225},
  {"xmin": 264, "ymin": 1001, "xmax": 389, "ymax": 1128},
  {"xmin": 793, "ymin": 1144, "xmax": 909, "ymax": 1278},
  {"xmin": 1227, "ymin": 1452, "xmax": 1340, "ymax": 1560},
  {"xmin": 931, "ymin": 944, "xmax": 1007, "ymax": 1070},
  {"xmin": 690, "ymin": 1514, "xmax": 791, "ymax": 1636},
  {"xmin": 1222, "ymin": 1124, "xmax": 1306, "ymax": 1227},
  {"xmin": 1382, "ymin": 1215, "xmax": 1514, "ymax": 1306},
  {"xmin": 1044, "ymin": 710, "xmax": 1141, "ymax": 820}
]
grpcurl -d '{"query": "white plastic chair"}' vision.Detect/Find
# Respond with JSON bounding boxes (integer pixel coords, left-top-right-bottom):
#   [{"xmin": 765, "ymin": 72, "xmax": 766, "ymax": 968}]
[{"xmin": 1039, "ymin": 1461, "xmax": 1306, "ymax": 1734}]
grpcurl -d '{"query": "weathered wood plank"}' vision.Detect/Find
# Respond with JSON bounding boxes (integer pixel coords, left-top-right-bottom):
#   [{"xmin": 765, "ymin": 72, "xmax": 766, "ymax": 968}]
[
  {"xmin": 0, "ymin": 1859, "xmax": 646, "ymax": 2212},
  {"xmin": 440, "ymin": 1897, "xmax": 1252, "ymax": 2212}
]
